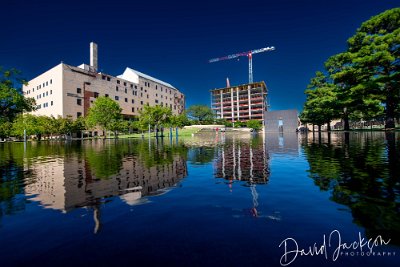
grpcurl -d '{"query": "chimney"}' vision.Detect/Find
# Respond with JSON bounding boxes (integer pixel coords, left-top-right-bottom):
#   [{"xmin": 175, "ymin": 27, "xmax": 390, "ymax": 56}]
[
  {"xmin": 226, "ymin": 77, "xmax": 230, "ymax": 88},
  {"xmin": 90, "ymin": 42, "xmax": 98, "ymax": 71}
]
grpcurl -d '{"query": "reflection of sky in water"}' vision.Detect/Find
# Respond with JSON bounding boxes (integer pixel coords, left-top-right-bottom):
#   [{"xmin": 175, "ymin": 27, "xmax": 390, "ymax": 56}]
[{"xmin": 0, "ymin": 132, "xmax": 399, "ymax": 267}]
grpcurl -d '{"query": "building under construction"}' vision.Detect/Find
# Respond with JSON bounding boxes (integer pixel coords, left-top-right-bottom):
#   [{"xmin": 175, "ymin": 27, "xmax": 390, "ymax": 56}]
[{"xmin": 211, "ymin": 81, "xmax": 268, "ymax": 123}]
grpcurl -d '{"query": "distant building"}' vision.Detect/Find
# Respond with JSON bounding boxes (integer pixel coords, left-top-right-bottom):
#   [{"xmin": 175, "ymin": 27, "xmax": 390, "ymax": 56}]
[
  {"xmin": 264, "ymin": 109, "xmax": 298, "ymax": 132},
  {"xmin": 22, "ymin": 42, "xmax": 185, "ymax": 120},
  {"xmin": 210, "ymin": 81, "xmax": 268, "ymax": 123}
]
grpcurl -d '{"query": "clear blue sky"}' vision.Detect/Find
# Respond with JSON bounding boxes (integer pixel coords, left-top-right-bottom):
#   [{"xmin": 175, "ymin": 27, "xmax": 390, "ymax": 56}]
[{"xmin": 1, "ymin": 0, "xmax": 398, "ymax": 111}]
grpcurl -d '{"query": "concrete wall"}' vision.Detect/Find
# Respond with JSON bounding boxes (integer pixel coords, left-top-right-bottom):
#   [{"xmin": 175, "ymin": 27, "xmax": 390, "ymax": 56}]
[
  {"xmin": 22, "ymin": 63, "xmax": 64, "ymax": 117},
  {"xmin": 264, "ymin": 109, "xmax": 298, "ymax": 132}
]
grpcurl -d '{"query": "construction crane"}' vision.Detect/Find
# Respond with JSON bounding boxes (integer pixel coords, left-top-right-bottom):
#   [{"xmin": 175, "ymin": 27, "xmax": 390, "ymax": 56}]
[{"xmin": 209, "ymin": 46, "xmax": 275, "ymax": 84}]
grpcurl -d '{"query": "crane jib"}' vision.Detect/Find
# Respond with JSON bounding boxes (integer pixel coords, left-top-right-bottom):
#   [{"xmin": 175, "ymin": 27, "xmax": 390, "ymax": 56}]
[{"xmin": 208, "ymin": 46, "xmax": 275, "ymax": 63}]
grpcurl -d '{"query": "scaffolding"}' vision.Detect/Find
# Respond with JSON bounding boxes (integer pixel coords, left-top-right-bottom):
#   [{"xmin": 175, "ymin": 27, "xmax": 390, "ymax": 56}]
[{"xmin": 210, "ymin": 81, "xmax": 268, "ymax": 123}]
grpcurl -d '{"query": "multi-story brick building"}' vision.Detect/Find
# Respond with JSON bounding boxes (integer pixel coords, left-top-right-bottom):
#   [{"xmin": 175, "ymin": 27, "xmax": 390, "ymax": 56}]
[
  {"xmin": 22, "ymin": 42, "xmax": 185, "ymax": 120},
  {"xmin": 210, "ymin": 81, "xmax": 268, "ymax": 123}
]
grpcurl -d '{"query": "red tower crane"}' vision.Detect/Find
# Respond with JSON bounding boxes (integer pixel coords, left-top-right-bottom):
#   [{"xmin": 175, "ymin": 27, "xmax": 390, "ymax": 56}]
[{"xmin": 209, "ymin": 46, "xmax": 275, "ymax": 84}]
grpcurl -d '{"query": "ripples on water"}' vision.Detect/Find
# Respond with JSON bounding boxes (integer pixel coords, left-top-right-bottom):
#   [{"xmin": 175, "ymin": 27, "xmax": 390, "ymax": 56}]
[{"xmin": 0, "ymin": 131, "xmax": 399, "ymax": 266}]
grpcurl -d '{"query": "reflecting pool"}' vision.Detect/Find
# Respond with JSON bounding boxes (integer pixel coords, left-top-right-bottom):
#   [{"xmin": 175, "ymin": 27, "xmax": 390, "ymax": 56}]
[{"xmin": 0, "ymin": 132, "xmax": 399, "ymax": 266}]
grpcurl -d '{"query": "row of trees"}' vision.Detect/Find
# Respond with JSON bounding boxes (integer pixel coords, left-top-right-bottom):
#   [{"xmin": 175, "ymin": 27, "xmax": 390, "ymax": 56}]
[
  {"xmin": 300, "ymin": 8, "xmax": 400, "ymax": 130},
  {"xmin": 1, "ymin": 66, "xmax": 263, "ymax": 140}
]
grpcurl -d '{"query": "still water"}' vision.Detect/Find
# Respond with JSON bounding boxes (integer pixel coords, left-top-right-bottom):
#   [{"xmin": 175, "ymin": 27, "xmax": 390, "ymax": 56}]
[{"xmin": 0, "ymin": 132, "xmax": 399, "ymax": 267}]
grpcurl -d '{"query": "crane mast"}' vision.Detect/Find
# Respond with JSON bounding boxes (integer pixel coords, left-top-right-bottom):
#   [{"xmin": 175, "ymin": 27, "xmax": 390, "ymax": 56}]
[{"xmin": 209, "ymin": 46, "xmax": 275, "ymax": 84}]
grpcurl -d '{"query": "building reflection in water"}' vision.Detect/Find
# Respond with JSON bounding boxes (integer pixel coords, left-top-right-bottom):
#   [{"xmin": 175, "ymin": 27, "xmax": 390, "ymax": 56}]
[
  {"xmin": 23, "ymin": 139, "xmax": 188, "ymax": 233},
  {"xmin": 211, "ymin": 133, "xmax": 270, "ymax": 217},
  {"xmin": 264, "ymin": 132, "xmax": 300, "ymax": 156}
]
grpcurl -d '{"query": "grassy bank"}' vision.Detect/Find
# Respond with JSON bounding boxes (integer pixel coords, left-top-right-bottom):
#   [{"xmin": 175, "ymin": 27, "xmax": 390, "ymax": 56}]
[{"xmin": 118, "ymin": 127, "xmax": 200, "ymax": 139}]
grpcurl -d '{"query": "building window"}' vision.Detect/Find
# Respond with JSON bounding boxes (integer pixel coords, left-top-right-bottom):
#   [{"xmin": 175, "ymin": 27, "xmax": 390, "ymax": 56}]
[
  {"xmin": 147, "ymin": 94, "xmax": 149, "ymax": 98},
  {"xmin": 156, "ymin": 94, "xmax": 158, "ymax": 97},
  {"xmin": 50, "ymin": 79, "xmax": 52, "ymax": 84},
  {"xmin": 140, "ymin": 93, "xmax": 143, "ymax": 97},
  {"xmin": 94, "ymin": 92, "xmax": 99, "ymax": 98},
  {"xmin": 116, "ymin": 86, "xmax": 119, "ymax": 91},
  {"xmin": 156, "ymin": 85, "xmax": 158, "ymax": 89},
  {"xmin": 161, "ymin": 88, "xmax": 163, "ymax": 92},
  {"xmin": 105, "ymin": 94, "xmax": 109, "ymax": 97},
  {"xmin": 174, "ymin": 105, "xmax": 176, "ymax": 110},
  {"xmin": 132, "ymin": 107, "xmax": 135, "ymax": 112},
  {"xmin": 135, "ymin": 85, "xmax": 137, "ymax": 89},
  {"xmin": 51, "ymin": 101, "xmax": 53, "ymax": 106},
  {"xmin": 77, "ymin": 88, "xmax": 82, "ymax": 94},
  {"xmin": 155, "ymin": 99, "xmax": 159, "ymax": 103},
  {"xmin": 130, "ymin": 84, "xmax": 133, "ymax": 89},
  {"xmin": 107, "ymin": 77, "xmax": 111, "ymax": 81},
  {"xmin": 77, "ymin": 99, "xmax": 82, "ymax": 105},
  {"xmin": 131, "ymin": 99, "xmax": 134, "ymax": 104},
  {"xmin": 77, "ymin": 112, "xmax": 82, "ymax": 118},
  {"xmin": 145, "ymin": 90, "xmax": 147, "ymax": 93},
  {"xmin": 117, "ymin": 80, "xmax": 120, "ymax": 84},
  {"xmin": 140, "ymin": 101, "xmax": 143, "ymax": 105},
  {"xmin": 46, "ymin": 91, "xmax": 48, "ymax": 96},
  {"xmin": 125, "ymin": 98, "xmax": 128, "ymax": 102},
  {"xmin": 42, "ymin": 93, "xmax": 45, "ymax": 97},
  {"xmin": 141, "ymin": 87, "xmax": 143, "ymax": 91},
  {"xmin": 50, "ymin": 90, "xmax": 52, "ymax": 94},
  {"xmin": 43, "ymin": 83, "xmax": 45, "ymax": 87},
  {"xmin": 115, "ymin": 96, "xmax": 119, "ymax": 101},
  {"xmin": 46, "ymin": 81, "xmax": 48, "ymax": 86},
  {"xmin": 124, "ymin": 82, "xmax": 126, "ymax": 86},
  {"xmin": 102, "ymin": 75, "xmax": 106, "ymax": 80},
  {"xmin": 125, "ymin": 88, "xmax": 127, "ymax": 93}
]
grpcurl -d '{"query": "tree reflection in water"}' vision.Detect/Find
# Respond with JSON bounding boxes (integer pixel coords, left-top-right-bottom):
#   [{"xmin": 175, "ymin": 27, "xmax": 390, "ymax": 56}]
[
  {"xmin": 301, "ymin": 131, "xmax": 400, "ymax": 244},
  {"xmin": 0, "ymin": 139, "xmax": 189, "ymax": 233}
]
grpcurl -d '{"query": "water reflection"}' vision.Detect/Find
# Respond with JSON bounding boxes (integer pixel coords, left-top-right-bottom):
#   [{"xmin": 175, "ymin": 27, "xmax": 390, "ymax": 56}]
[
  {"xmin": 301, "ymin": 131, "xmax": 400, "ymax": 244},
  {"xmin": 0, "ymin": 139, "xmax": 188, "ymax": 232}
]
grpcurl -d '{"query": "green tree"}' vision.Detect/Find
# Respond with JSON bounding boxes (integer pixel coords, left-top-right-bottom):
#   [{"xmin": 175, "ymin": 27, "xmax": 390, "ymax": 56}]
[
  {"xmin": 326, "ymin": 8, "xmax": 400, "ymax": 129},
  {"xmin": 170, "ymin": 112, "xmax": 190, "ymax": 128},
  {"xmin": 0, "ymin": 121, "xmax": 12, "ymax": 140},
  {"xmin": 300, "ymin": 72, "xmax": 339, "ymax": 131},
  {"xmin": 246, "ymin": 120, "xmax": 262, "ymax": 131},
  {"xmin": 186, "ymin": 105, "xmax": 214, "ymax": 123},
  {"xmin": 11, "ymin": 114, "xmax": 41, "ymax": 139},
  {"xmin": 139, "ymin": 105, "xmax": 172, "ymax": 137},
  {"xmin": 86, "ymin": 96, "xmax": 122, "ymax": 138},
  {"xmin": 73, "ymin": 116, "xmax": 87, "ymax": 139},
  {"xmin": 0, "ymin": 68, "xmax": 36, "ymax": 123}
]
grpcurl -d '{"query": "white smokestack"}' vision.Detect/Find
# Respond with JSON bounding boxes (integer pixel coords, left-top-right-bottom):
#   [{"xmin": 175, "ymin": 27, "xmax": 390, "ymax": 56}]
[{"xmin": 90, "ymin": 42, "xmax": 98, "ymax": 71}]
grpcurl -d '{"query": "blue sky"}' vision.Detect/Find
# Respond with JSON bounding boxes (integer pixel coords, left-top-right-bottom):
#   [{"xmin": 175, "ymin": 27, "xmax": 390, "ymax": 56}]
[{"xmin": 1, "ymin": 0, "xmax": 398, "ymax": 110}]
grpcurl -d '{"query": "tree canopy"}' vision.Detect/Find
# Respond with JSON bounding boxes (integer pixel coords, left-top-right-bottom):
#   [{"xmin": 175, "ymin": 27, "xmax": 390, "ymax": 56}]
[
  {"xmin": 86, "ymin": 96, "xmax": 122, "ymax": 134},
  {"xmin": 186, "ymin": 105, "xmax": 214, "ymax": 122},
  {"xmin": 0, "ymin": 68, "xmax": 36, "ymax": 122},
  {"xmin": 302, "ymin": 8, "xmax": 400, "ymax": 130}
]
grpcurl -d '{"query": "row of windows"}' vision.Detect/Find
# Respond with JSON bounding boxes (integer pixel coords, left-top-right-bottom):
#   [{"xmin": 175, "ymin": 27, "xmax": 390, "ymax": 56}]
[
  {"xmin": 102, "ymin": 75, "xmax": 138, "ymax": 89},
  {"xmin": 36, "ymin": 90, "xmax": 52, "ymax": 99},
  {"xmin": 114, "ymin": 86, "xmax": 141, "ymax": 96},
  {"xmin": 37, "ymin": 101, "xmax": 53, "ymax": 109},
  {"xmin": 101, "ymin": 75, "xmax": 176, "ymax": 96},
  {"xmin": 25, "ymin": 79, "xmax": 53, "ymax": 95}
]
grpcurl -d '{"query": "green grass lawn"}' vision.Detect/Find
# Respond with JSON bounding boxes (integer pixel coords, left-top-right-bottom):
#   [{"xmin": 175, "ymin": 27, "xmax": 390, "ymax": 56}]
[{"xmin": 118, "ymin": 127, "xmax": 200, "ymax": 139}]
